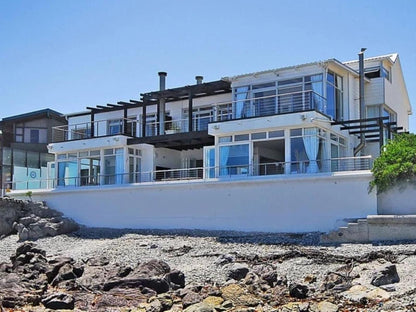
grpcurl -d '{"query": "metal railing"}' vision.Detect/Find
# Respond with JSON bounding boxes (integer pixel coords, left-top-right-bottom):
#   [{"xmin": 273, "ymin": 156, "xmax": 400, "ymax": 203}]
[
  {"xmin": 4, "ymin": 156, "xmax": 372, "ymax": 192},
  {"xmin": 52, "ymin": 118, "xmax": 138, "ymax": 142},
  {"xmin": 52, "ymin": 90, "xmax": 327, "ymax": 142}
]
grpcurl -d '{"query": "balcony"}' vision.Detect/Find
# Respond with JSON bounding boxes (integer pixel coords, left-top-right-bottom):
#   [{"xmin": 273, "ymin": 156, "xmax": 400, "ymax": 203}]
[
  {"xmin": 4, "ymin": 156, "xmax": 372, "ymax": 191},
  {"xmin": 52, "ymin": 90, "xmax": 326, "ymax": 143}
]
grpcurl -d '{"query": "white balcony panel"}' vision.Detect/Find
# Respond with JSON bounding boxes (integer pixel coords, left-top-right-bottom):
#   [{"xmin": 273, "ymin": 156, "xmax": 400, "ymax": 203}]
[
  {"xmin": 208, "ymin": 111, "xmax": 330, "ymax": 136},
  {"xmin": 48, "ymin": 135, "xmax": 129, "ymax": 154}
]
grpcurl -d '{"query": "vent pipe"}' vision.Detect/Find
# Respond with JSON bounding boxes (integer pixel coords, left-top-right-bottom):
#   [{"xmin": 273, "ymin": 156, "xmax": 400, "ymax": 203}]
[
  {"xmin": 354, "ymin": 48, "xmax": 366, "ymax": 156},
  {"xmin": 158, "ymin": 72, "xmax": 167, "ymax": 135},
  {"xmin": 158, "ymin": 72, "xmax": 167, "ymax": 91},
  {"xmin": 195, "ymin": 75, "xmax": 203, "ymax": 85}
]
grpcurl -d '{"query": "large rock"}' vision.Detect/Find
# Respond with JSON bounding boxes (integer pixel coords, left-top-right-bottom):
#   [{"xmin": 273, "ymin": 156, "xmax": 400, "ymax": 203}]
[
  {"xmin": 0, "ymin": 200, "xmax": 20, "ymax": 236},
  {"xmin": 41, "ymin": 292, "xmax": 75, "ymax": 310},
  {"xmin": 226, "ymin": 263, "xmax": 249, "ymax": 281},
  {"xmin": 0, "ymin": 198, "xmax": 79, "ymax": 241},
  {"xmin": 371, "ymin": 265, "xmax": 400, "ymax": 286}
]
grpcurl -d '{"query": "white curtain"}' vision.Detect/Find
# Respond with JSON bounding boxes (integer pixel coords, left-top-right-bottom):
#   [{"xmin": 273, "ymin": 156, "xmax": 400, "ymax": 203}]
[{"xmin": 303, "ymin": 128, "xmax": 319, "ymax": 173}]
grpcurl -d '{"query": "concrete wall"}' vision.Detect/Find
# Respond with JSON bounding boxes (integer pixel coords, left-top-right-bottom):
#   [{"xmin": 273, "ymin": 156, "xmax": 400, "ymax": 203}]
[
  {"xmin": 13, "ymin": 172, "xmax": 377, "ymax": 233},
  {"xmin": 377, "ymin": 183, "xmax": 416, "ymax": 215}
]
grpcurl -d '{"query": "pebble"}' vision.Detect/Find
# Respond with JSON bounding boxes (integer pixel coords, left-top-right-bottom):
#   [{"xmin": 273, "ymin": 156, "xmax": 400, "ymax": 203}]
[{"xmin": 0, "ymin": 226, "xmax": 416, "ymax": 292}]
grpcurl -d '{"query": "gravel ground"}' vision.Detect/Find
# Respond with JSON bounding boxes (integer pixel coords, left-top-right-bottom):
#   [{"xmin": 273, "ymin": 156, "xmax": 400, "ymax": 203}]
[{"xmin": 1, "ymin": 226, "xmax": 416, "ymax": 292}]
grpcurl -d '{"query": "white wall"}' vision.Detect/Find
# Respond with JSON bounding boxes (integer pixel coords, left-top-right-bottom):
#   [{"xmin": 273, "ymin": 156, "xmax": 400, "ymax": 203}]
[
  {"xmin": 154, "ymin": 148, "xmax": 182, "ymax": 169},
  {"xmin": 364, "ymin": 77, "xmax": 384, "ymax": 105},
  {"xmin": 18, "ymin": 172, "xmax": 377, "ymax": 233},
  {"xmin": 385, "ymin": 58, "xmax": 411, "ymax": 131}
]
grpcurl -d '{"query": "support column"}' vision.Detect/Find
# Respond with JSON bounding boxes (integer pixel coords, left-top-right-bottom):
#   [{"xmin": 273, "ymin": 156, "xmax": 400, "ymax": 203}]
[
  {"xmin": 142, "ymin": 103, "xmax": 147, "ymax": 137},
  {"xmin": 90, "ymin": 112, "xmax": 95, "ymax": 138},
  {"xmin": 123, "ymin": 108, "xmax": 128, "ymax": 135},
  {"xmin": 284, "ymin": 129, "xmax": 291, "ymax": 174},
  {"xmin": 158, "ymin": 72, "xmax": 167, "ymax": 136},
  {"xmin": 188, "ymin": 90, "xmax": 193, "ymax": 132}
]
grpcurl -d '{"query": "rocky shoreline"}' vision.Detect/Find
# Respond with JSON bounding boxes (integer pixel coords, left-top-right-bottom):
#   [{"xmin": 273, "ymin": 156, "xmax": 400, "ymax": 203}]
[{"xmin": 0, "ymin": 227, "xmax": 416, "ymax": 311}]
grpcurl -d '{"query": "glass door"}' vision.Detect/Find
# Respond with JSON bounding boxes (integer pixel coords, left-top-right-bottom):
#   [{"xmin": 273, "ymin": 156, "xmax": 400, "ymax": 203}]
[{"xmin": 129, "ymin": 156, "xmax": 141, "ymax": 183}]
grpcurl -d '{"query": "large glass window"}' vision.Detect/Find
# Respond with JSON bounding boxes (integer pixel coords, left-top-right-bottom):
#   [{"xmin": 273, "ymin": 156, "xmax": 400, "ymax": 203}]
[
  {"xmin": 234, "ymin": 86, "xmax": 251, "ymax": 118},
  {"xmin": 80, "ymin": 156, "xmax": 100, "ymax": 186},
  {"xmin": 104, "ymin": 148, "xmax": 124, "ymax": 185},
  {"xmin": 326, "ymin": 71, "xmax": 343, "ymax": 120},
  {"xmin": 219, "ymin": 144, "xmax": 249, "ymax": 176},
  {"xmin": 204, "ymin": 147, "xmax": 215, "ymax": 178},
  {"xmin": 290, "ymin": 128, "xmax": 327, "ymax": 174}
]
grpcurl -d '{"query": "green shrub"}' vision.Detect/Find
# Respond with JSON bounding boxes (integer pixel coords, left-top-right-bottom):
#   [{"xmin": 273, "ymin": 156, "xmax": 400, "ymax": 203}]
[{"xmin": 370, "ymin": 133, "xmax": 416, "ymax": 194}]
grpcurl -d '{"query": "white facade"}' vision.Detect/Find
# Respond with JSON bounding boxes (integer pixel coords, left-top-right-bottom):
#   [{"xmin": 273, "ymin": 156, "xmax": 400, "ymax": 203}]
[{"xmin": 7, "ymin": 53, "xmax": 412, "ymax": 233}]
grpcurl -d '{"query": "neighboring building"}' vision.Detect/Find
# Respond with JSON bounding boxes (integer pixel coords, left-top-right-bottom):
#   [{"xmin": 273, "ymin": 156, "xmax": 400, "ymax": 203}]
[
  {"xmin": 5, "ymin": 52, "xmax": 413, "ymax": 232},
  {"xmin": 0, "ymin": 109, "xmax": 67, "ymax": 192}
]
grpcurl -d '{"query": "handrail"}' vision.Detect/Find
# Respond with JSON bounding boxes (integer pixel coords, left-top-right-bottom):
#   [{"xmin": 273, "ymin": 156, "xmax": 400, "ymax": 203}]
[
  {"xmin": 4, "ymin": 156, "xmax": 373, "ymax": 192},
  {"xmin": 51, "ymin": 90, "xmax": 327, "ymax": 142}
]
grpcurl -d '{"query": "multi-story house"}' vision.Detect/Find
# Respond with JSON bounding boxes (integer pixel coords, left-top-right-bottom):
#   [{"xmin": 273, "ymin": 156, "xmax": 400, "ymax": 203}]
[
  {"xmin": 5, "ymin": 52, "xmax": 412, "ymax": 233},
  {"xmin": 0, "ymin": 109, "xmax": 67, "ymax": 192}
]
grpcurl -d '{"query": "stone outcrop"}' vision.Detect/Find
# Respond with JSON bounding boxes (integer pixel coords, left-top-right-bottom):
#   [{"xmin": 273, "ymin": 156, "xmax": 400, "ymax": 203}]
[
  {"xmin": 0, "ymin": 242, "xmax": 186, "ymax": 310},
  {"xmin": 0, "ymin": 197, "xmax": 79, "ymax": 241},
  {"xmin": 0, "ymin": 241, "xmax": 412, "ymax": 311}
]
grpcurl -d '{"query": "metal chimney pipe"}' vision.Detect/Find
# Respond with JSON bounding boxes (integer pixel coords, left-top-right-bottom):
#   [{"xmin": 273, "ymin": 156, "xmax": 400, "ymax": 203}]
[
  {"xmin": 195, "ymin": 75, "xmax": 203, "ymax": 85},
  {"xmin": 354, "ymin": 48, "xmax": 367, "ymax": 156},
  {"xmin": 158, "ymin": 72, "xmax": 167, "ymax": 91},
  {"xmin": 158, "ymin": 72, "xmax": 167, "ymax": 135}
]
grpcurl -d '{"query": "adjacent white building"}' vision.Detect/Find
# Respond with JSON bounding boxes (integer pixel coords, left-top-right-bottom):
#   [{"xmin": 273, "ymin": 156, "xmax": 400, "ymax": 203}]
[{"xmin": 7, "ymin": 52, "xmax": 412, "ymax": 232}]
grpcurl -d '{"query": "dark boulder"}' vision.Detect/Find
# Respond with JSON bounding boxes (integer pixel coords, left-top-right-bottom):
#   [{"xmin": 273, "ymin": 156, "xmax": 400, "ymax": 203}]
[
  {"xmin": 289, "ymin": 283, "xmax": 309, "ymax": 299},
  {"xmin": 227, "ymin": 263, "xmax": 249, "ymax": 281},
  {"xmin": 371, "ymin": 265, "xmax": 400, "ymax": 286},
  {"xmin": 41, "ymin": 292, "xmax": 75, "ymax": 310}
]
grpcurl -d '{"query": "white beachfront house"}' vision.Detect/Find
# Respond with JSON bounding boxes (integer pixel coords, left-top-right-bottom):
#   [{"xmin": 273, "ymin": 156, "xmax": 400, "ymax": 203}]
[{"xmin": 7, "ymin": 52, "xmax": 412, "ymax": 232}]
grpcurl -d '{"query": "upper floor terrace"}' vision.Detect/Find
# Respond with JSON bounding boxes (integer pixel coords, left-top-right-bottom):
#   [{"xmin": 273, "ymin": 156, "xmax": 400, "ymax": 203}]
[{"xmin": 52, "ymin": 88, "xmax": 327, "ymax": 143}]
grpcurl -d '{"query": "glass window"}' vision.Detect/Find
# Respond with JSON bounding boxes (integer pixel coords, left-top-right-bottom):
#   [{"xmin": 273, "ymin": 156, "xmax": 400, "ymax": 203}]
[
  {"xmin": 235, "ymin": 134, "xmax": 249, "ymax": 141},
  {"xmin": 13, "ymin": 150, "xmax": 26, "ymax": 167},
  {"xmin": 290, "ymin": 128, "xmax": 302, "ymax": 137},
  {"xmin": 204, "ymin": 147, "xmax": 215, "ymax": 178},
  {"xmin": 108, "ymin": 119, "xmax": 122, "ymax": 135},
  {"xmin": 219, "ymin": 144, "xmax": 249, "ymax": 176},
  {"xmin": 278, "ymin": 78, "xmax": 303, "ymax": 86},
  {"xmin": 234, "ymin": 86, "xmax": 251, "ymax": 118},
  {"xmin": 252, "ymin": 82, "xmax": 275, "ymax": 89},
  {"xmin": 3, "ymin": 148, "xmax": 12, "ymax": 165},
  {"xmin": 104, "ymin": 149, "xmax": 124, "ymax": 185},
  {"xmin": 27, "ymin": 151, "xmax": 40, "ymax": 168},
  {"xmin": 326, "ymin": 71, "xmax": 343, "ymax": 120},
  {"xmin": 104, "ymin": 148, "xmax": 113, "ymax": 155},
  {"xmin": 251, "ymin": 132, "xmax": 267, "ymax": 140},
  {"xmin": 219, "ymin": 136, "xmax": 232, "ymax": 143},
  {"xmin": 382, "ymin": 67, "xmax": 391, "ymax": 81},
  {"xmin": 366, "ymin": 105, "xmax": 380, "ymax": 118},
  {"xmin": 269, "ymin": 130, "xmax": 284, "ymax": 138}
]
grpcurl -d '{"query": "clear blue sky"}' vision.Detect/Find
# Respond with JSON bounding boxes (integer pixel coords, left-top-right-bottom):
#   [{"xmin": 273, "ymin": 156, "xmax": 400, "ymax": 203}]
[{"xmin": 1, "ymin": 0, "xmax": 415, "ymax": 132}]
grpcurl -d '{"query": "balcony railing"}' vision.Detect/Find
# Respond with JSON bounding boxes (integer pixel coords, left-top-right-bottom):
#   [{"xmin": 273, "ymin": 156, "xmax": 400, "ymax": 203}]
[
  {"xmin": 3, "ymin": 156, "xmax": 372, "ymax": 192},
  {"xmin": 52, "ymin": 118, "xmax": 137, "ymax": 142},
  {"xmin": 52, "ymin": 90, "xmax": 326, "ymax": 142}
]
